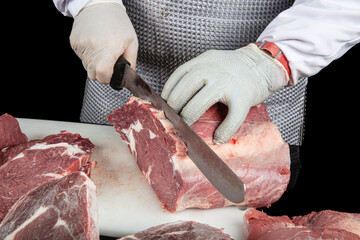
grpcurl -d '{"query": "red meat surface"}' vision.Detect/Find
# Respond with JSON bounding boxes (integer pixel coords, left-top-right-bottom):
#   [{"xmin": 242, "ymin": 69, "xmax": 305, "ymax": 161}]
[
  {"xmin": 108, "ymin": 97, "xmax": 290, "ymax": 212},
  {"xmin": 118, "ymin": 220, "xmax": 234, "ymax": 240},
  {"xmin": 0, "ymin": 131, "xmax": 95, "ymax": 222},
  {"xmin": 0, "ymin": 114, "xmax": 27, "ymax": 157},
  {"xmin": 244, "ymin": 209, "xmax": 360, "ymax": 240},
  {"xmin": 0, "ymin": 171, "xmax": 98, "ymax": 240}
]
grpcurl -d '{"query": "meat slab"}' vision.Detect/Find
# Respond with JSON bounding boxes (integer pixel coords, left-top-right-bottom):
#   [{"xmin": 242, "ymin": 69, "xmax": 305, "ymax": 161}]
[
  {"xmin": 0, "ymin": 114, "xmax": 27, "ymax": 156},
  {"xmin": 244, "ymin": 209, "xmax": 360, "ymax": 240},
  {"xmin": 0, "ymin": 130, "xmax": 95, "ymax": 222},
  {"xmin": 0, "ymin": 171, "xmax": 98, "ymax": 240},
  {"xmin": 118, "ymin": 220, "xmax": 234, "ymax": 240},
  {"xmin": 108, "ymin": 97, "xmax": 290, "ymax": 212}
]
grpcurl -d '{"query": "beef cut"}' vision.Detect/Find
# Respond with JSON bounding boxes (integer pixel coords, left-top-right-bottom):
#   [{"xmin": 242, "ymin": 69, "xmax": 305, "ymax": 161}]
[
  {"xmin": 108, "ymin": 97, "xmax": 290, "ymax": 212},
  {"xmin": 0, "ymin": 130, "xmax": 95, "ymax": 222},
  {"xmin": 0, "ymin": 171, "xmax": 98, "ymax": 240},
  {"xmin": 244, "ymin": 209, "xmax": 360, "ymax": 240},
  {"xmin": 0, "ymin": 114, "xmax": 27, "ymax": 156},
  {"xmin": 118, "ymin": 220, "xmax": 234, "ymax": 240}
]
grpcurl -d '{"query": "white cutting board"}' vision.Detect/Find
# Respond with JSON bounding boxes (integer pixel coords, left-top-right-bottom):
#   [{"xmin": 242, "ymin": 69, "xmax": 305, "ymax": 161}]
[{"xmin": 17, "ymin": 118, "xmax": 247, "ymax": 239}]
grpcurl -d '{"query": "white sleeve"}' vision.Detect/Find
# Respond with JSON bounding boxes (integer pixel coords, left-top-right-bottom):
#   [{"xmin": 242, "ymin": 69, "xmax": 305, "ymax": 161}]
[
  {"xmin": 53, "ymin": 0, "xmax": 123, "ymax": 17},
  {"xmin": 257, "ymin": 0, "xmax": 360, "ymax": 84}
]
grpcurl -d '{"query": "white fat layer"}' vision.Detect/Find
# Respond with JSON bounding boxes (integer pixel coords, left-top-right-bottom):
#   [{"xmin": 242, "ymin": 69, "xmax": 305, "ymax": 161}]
[
  {"xmin": 126, "ymin": 120, "xmax": 144, "ymax": 154},
  {"xmin": 165, "ymin": 230, "xmax": 188, "ymax": 235},
  {"xmin": 5, "ymin": 206, "xmax": 49, "ymax": 240},
  {"xmin": 54, "ymin": 217, "xmax": 70, "ymax": 229},
  {"xmin": 11, "ymin": 153, "xmax": 25, "ymax": 161},
  {"xmin": 149, "ymin": 130, "xmax": 157, "ymax": 139},
  {"xmin": 131, "ymin": 120, "xmax": 144, "ymax": 133},
  {"xmin": 144, "ymin": 165, "xmax": 153, "ymax": 183},
  {"xmin": 8, "ymin": 143, "xmax": 85, "ymax": 163},
  {"xmin": 128, "ymin": 130, "xmax": 136, "ymax": 154},
  {"xmin": 29, "ymin": 143, "xmax": 85, "ymax": 156},
  {"xmin": 1, "ymin": 147, "xmax": 9, "ymax": 152},
  {"xmin": 43, "ymin": 173, "xmax": 62, "ymax": 178},
  {"xmin": 53, "ymin": 218, "xmax": 75, "ymax": 240}
]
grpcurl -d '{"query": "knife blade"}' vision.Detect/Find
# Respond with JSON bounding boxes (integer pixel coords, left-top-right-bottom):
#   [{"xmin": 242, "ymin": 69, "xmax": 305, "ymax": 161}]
[{"xmin": 110, "ymin": 56, "xmax": 246, "ymax": 203}]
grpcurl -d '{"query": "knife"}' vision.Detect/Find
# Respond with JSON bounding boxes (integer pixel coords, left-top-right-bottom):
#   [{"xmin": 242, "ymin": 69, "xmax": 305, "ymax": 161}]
[{"xmin": 110, "ymin": 56, "xmax": 246, "ymax": 203}]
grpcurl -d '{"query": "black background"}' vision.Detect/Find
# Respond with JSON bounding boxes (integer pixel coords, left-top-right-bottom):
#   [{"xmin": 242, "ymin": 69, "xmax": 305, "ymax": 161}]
[{"xmin": 2, "ymin": 1, "xmax": 359, "ymax": 236}]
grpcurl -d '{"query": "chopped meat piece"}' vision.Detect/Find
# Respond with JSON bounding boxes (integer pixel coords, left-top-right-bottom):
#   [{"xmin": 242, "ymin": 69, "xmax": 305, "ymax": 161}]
[
  {"xmin": 0, "ymin": 171, "xmax": 98, "ymax": 240},
  {"xmin": 244, "ymin": 209, "xmax": 360, "ymax": 240},
  {"xmin": 118, "ymin": 220, "xmax": 234, "ymax": 240},
  {"xmin": 0, "ymin": 114, "xmax": 27, "ymax": 157},
  {"xmin": 0, "ymin": 131, "xmax": 95, "ymax": 222}
]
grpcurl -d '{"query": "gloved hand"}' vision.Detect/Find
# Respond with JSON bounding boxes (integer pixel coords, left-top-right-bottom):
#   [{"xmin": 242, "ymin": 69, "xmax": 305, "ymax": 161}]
[
  {"xmin": 70, "ymin": 2, "xmax": 138, "ymax": 84},
  {"xmin": 161, "ymin": 43, "xmax": 290, "ymax": 144}
]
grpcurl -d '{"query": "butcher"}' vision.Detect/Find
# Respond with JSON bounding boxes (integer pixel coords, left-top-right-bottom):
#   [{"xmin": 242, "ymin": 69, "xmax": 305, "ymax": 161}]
[{"xmin": 52, "ymin": 0, "xmax": 360, "ymax": 188}]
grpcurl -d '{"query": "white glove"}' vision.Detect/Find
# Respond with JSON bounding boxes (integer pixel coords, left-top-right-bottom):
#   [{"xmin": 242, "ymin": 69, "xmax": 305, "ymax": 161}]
[
  {"xmin": 70, "ymin": 2, "xmax": 138, "ymax": 84},
  {"xmin": 161, "ymin": 44, "xmax": 289, "ymax": 144}
]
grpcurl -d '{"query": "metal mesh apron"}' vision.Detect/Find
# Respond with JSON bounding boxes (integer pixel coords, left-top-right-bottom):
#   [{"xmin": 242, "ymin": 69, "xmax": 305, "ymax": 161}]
[{"xmin": 80, "ymin": 0, "xmax": 307, "ymax": 146}]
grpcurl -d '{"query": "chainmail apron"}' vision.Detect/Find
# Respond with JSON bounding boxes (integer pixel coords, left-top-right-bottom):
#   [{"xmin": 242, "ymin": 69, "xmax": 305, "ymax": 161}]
[{"xmin": 80, "ymin": 0, "xmax": 307, "ymax": 146}]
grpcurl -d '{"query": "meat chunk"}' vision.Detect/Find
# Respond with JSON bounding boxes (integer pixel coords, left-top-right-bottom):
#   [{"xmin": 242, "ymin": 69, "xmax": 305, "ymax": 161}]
[
  {"xmin": 0, "ymin": 131, "xmax": 95, "ymax": 222},
  {"xmin": 0, "ymin": 171, "xmax": 98, "ymax": 240},
  {"xmin": 118, "ymin": 221, "xmax": 234, "ymax": 240},
  {"xmin": 0, "ymin": 114, "xmax": 27, "ymax": 156},
  {"xmin": 108, "ymin": 97, "xmax": 290, "ymax": 212},
  {"xmin": 244, "ymin": 209, "xmax": 360, "ymax": 240}
]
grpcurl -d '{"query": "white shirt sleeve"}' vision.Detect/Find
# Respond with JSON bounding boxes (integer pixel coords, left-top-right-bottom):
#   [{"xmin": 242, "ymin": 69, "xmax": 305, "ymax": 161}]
[
  {"xmin": 53, "ymin": 0, "xmax": 123, "ymax": 17},
  {"xmin": 258, "ymin": 0, "xmax": 360, "ymax": 84}
]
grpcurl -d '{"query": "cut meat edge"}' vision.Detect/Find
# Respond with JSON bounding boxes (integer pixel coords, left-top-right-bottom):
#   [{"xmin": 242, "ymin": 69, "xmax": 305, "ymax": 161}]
[
  {"xmin": 0, "ymin": 131, "xmax": 96, "ymax": 223},
  {"xmin": 108, "ymin": 101, "xmax": 187, "ymax": 212},
  {"xmin": 118, "ymin": 220, "xmax": 235, "ymax": 240},
  {"xmin": 244, "ymin": 209, "xmax": 360, "ymax": 240},
  {"xmin": 108, "ymin": 97, "xmax": 290, "ymax": 212},
  {"xmin": 0, "ymin": 171, "xmax": 98, "ymax": 240}
]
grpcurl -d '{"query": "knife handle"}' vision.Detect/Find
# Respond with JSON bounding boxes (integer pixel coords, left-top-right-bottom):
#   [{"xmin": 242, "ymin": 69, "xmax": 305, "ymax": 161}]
[{"xmin": 110, "ymin": 56, "xmax": 131, "ymax": 91}]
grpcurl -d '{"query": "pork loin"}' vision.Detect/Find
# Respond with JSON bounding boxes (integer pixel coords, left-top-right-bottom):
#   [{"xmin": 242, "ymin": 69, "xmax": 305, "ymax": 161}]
[
  {"xmin": 244, "ymin": 209, "xmax": 360, "ymax": 240},
  {"xmin": 108, "ymin": 97, "xmax": 290, "ymax": 212}
]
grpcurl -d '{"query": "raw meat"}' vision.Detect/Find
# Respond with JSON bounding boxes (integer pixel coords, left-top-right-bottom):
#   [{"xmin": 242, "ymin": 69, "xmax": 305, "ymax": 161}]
[
  {"xmin": 0, "ymin": 171, "xmax": 98, "ymax": 240},
  {"xmin": 108, "ymin": 97, "xmax": 290, "ymax": 212},
  {"xmin": 0, "ymin": 114, "xmax": 27, "ymax": 156},
  {"xmin": 0, "ymin": 131, "xmax": 95, "ymax": 222},
  {"xmin": 244, "ymin": 209, "xmax": 360, "ymax": 240},
  {"xmin": 118, "ymin": 220, "xmax": 234, "ymax": 240}
]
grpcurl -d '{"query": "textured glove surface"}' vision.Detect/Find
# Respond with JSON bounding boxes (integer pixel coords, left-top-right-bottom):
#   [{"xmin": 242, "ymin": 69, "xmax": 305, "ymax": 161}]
[
  {"xmin": 161, "ymin": 44, "xmax": 289, "ymax": 144},
  {"xmin": 70, "ymin": 2, "xmax": 138, "ymax": 84}
]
